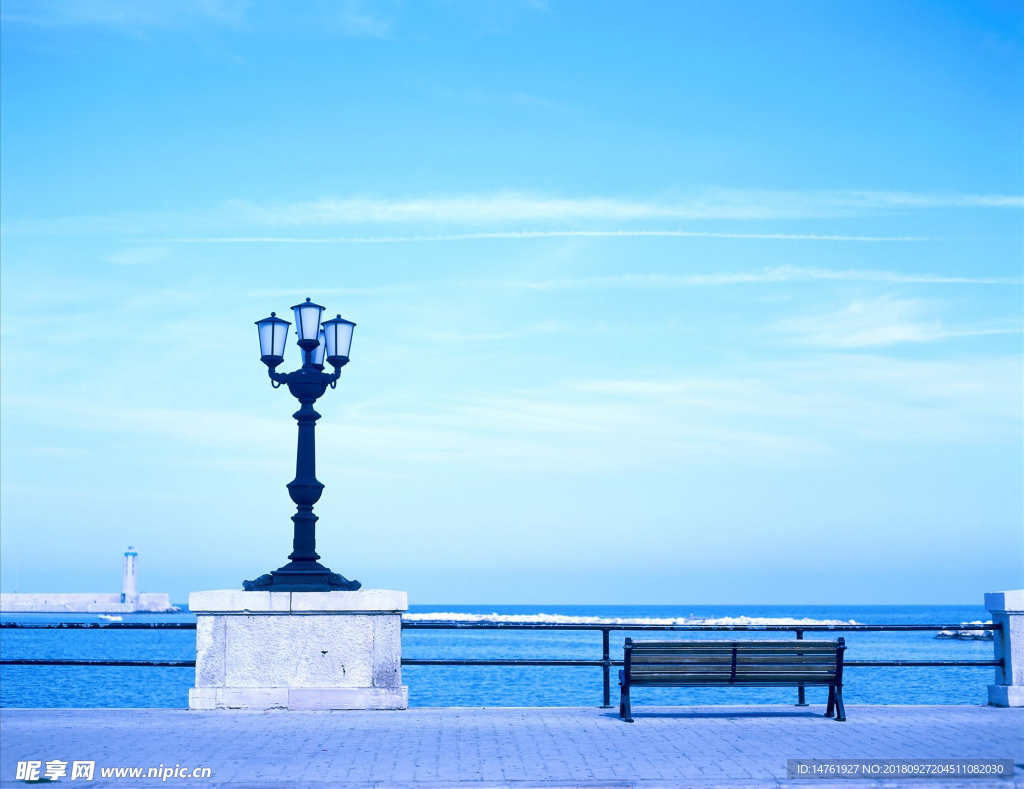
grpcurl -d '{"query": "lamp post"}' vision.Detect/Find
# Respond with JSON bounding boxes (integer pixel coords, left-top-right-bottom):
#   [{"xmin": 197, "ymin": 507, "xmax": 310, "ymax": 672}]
[{"xmin": 243, "ymin": 298, "xmax": 361, "ymax": 592}]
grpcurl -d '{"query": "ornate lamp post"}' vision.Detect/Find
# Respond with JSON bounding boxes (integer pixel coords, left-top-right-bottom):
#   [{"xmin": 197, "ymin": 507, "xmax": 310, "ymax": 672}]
[{"xmin": 243, "ymin": 298, "xmax": 361, "ymax": 592}]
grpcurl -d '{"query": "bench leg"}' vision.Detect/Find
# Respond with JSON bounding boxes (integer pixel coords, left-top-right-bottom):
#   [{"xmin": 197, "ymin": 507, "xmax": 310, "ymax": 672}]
[
  {"xmin": 825, "ymin": 685, "xmax": 836, "ymax": 718},
  {"xmin": 833, "ymin": 685, "xmax": 846, "ymax": 722},
  {"xmin": 618, "ymin": 670, "xmax": 633, "ymax": 722},
  {"xmin": 620, "ymin": 688, "xmax": 633, "ymax": 723}
]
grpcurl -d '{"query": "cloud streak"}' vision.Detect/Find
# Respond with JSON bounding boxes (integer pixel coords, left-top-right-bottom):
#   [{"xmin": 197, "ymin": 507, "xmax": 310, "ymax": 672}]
[
  {"xmin": 104, "ymin": 246, "xmax": 170, "ymax": 266},
  {"xmin": 222, "ymin": 189, "xmax": 1023, "ymax": 225},
  {"xmin": 6, "ymin": 353, "xmax": 1019, "ymax": 474},
  {"xmin": 777, "ymin": 296, "xmax": 1024, "ymax": 347},
  {"xmin": 492, "ymin": 266, "xmax": 1023, "ymax": 290},
  {"xmin": 244, "ymin": 266, "xmax": 1022, "ymax": 300},
  {"xmin": 150, "ymin": 229, "xmax": 935, "ymax": 243},
  {"xmin": 6, "ymin": 188, "xmax": 1019, "ymax": 238}
]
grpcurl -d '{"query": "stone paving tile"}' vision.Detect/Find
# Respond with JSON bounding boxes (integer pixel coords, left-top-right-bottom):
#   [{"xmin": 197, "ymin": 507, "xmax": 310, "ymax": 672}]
[{"xmin": 0, "ymin": 706, "xmax": 1021, "ymax": 789}]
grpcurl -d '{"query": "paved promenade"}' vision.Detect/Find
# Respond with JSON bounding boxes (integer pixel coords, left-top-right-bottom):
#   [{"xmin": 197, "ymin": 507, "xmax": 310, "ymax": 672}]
[{"xmin": 1, "ymin": 706, "xmax": 1021, "ymax": 788}]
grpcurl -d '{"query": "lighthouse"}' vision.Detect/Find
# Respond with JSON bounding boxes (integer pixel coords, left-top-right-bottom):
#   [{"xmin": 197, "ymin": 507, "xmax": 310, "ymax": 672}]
[{"xmin": 121, "ymin": 547, "xmax": 139, "ymax": 606}]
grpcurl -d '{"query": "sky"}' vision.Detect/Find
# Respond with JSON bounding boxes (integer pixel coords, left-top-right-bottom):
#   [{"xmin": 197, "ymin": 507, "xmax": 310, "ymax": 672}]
[{"xmin": 1, "ymin": 0, "xmax": 1021, "ymax": 606}]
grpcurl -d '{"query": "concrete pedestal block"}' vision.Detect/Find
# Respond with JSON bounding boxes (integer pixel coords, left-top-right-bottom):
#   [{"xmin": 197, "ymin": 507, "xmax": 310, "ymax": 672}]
[
  {"xmin": 987, "ymin": 684, "xmax": 1023, "ymax": 707},
  {"xmin": 188, "ymin": 589, "xmax": 407, "ymax": 711},
  {"xmin": 985, "ymin": 589, "xmax": 1024, "ymax": 708}
]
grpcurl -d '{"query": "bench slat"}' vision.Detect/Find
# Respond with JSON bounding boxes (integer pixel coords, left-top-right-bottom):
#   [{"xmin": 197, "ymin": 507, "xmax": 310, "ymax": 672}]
[
  {"xmin": 630, "ymin": 675, "xmax": 839, "ymax": 683},
  {"xmin": 631, "ymin": 680, "xmax": 838, "ymax": 684},
  {"xmin": 631, "ymin": 659, "xmax": 838, "ymax": 665},
  {"xmin": 631, "ymin": 676, "xmax": 837, "ymax": 684},
  {"xmin": 630, "ymin": 647, "xmax": 838, "ymax": 653},
  {"xmin": 630, "ymin": 659, "xmax": 839, "ymax": 663},
  {"xmin": 630, "ymin": 645, "xmax": 839, "ymax": 650},
  {"xmin": 629, "ymin": 647, "xmax": 839, "ymax": 655},
  {"xmin": 630, "ymin": 671, "xmax": 839, "ymax": 675},
  {"xmin": 632, "ymin": 667, "xmax": 836, "ymax": 673},
  {"xmin": 628, "ymin": 640, "xmax": 839, "ymax": 647}
]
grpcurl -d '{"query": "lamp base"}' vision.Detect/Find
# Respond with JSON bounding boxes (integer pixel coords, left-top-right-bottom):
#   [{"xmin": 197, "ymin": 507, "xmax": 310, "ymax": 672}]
[{"xmin": 243, "ymin": 562, "xmax": 360, "ymax": 592}]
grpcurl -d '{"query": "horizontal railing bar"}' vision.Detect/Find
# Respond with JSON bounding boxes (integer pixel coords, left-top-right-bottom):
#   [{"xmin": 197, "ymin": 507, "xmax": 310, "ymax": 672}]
[
  {"xmin": 402, "ymin": 659, "xmax": 1001, "ymax": 668},
  {"xmin": 845, "ymin": 660, "xmax": 1001, "ymax": 667},
  {"xmin": 401, "ymin": 623, "xmax": 998, "ymax": 631},
  {"xmin": 403, "ymin": 659, "xmax": 611, "ymax": 666},
  {"xmin": 1, "ymin": 659, "xmax": 196, "ymax": 667},
  {"xmin": 3, "ymin": 658, "xmax": 1000, "ymax": 669},
  {"xmin": 0, "ymin": 622, "xmax": 198, "ymax": 629},
  {"xmin": 1, "ymin": 621, "xmax": 998, "ymax": 631}
]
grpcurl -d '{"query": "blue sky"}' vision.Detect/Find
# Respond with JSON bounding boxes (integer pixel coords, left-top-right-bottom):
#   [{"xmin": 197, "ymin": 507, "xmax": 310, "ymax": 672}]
[{"xmin": 1, "ymin": 0, "xmax": 1021, "ymax": 605}]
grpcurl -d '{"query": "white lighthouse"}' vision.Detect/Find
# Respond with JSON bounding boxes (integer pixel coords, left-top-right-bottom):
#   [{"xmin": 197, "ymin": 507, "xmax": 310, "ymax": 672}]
[{"xmin": 121, "ymin": 547, "xmax": 139, "ymax": 606}]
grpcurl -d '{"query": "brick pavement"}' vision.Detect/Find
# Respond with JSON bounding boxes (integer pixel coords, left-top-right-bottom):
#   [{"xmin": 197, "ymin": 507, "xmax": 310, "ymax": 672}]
[{"xmin": 1, "ymin": 706, "xmax": 1021, "ymax": 788}]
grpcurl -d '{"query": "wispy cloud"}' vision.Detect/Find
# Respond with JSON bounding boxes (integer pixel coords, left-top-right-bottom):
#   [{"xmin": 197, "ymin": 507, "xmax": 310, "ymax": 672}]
[
  {"xmin": 418, "ymin": 320, "xmax": 565, "ymax": 343},
  {"xmin": 6, "ymin": 354, "xmax": 1019, "ymax": 473},
  {"xmin": 150, "ymin": 230, "xmax": 934, "ymax": 243},
  {"xmin": 426, "ymin": 84, "xmax": 567, "ymax": 112},
  {"xmin": 6, "ymin": 188, "xmax": 1020, "ymax": 238},
  {"xmin": 104, "ymin": 246, "xmax": 170, "ymax": 265},
  {"xmin": 18, "ymin": 446, "xmax": 94, "ymax": 458},
  {"xmin": 778, "ymin": 296, "xmax": 1024, "ymax": 347},
  {"xmin": 565, "ymin": 355, "xmax": 1022, "ymax": 447},
  {"xmin": 241, "ymin": 266, "xmax": 1022, "ymax": 301},
  {"xmin": 246, "ymin": 284, "xmax": 419, "ymax": 298},
  {"xmin": 330, "ymin": 0, "xmax": 394, "ymax": 38},
  {"xmin": 493, "ymin": 266, "xmax": 1023, "ymax": 290},
  {"xmin": 222, "ymin": 189, "xmax": 1023, "ymax": 226}
]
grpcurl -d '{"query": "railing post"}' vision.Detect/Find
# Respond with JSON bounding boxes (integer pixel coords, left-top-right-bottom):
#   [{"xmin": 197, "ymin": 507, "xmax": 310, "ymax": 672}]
[
  {"xmin": 600, "ymin": 628, "xmax": 612, "ymax": 708},
  {"xmin": 986, "ymin": 590, "xmax": 1024, "ymax": 707},
  {"xmin": 795, "ymin": 629, "xmax": 807, "ymax": 706}
]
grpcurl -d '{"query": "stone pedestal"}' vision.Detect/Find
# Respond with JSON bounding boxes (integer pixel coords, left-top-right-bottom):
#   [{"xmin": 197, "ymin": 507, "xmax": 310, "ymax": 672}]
[
  {"xmin": 188, "ymin": 589, "xmax": 407, "ymax": 711},
  {"xmin": 985, "ymin": 589, "xmax": 1024, "ymax": 707}
]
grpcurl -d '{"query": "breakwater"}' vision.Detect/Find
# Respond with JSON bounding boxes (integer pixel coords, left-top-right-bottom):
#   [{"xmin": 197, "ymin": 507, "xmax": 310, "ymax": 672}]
[{"xmin": 0, "ymin": 593, "xmax": 178, "ymax": 614}]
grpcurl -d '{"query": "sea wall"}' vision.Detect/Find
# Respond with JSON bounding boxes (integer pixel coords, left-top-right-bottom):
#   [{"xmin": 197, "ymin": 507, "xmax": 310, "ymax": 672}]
[{"xmin": 0, "ymin": 593, "xmax": 177, "ymax": 613}]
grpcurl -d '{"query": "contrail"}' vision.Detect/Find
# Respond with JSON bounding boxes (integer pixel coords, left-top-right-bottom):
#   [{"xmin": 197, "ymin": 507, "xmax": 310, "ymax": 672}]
[
  {"xmin": 245, "ymin": 266, "xmax": 1023, "ymax": 298},
  {"xmin": 139, "ymin": 229, "xmax": 937, "ymax": 244}
]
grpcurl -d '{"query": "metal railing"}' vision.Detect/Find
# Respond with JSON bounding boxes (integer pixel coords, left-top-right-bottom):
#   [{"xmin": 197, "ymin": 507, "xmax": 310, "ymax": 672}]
[{"xmin": 1, "ymin": 620, "xmax": 1002, "ymax": 707}]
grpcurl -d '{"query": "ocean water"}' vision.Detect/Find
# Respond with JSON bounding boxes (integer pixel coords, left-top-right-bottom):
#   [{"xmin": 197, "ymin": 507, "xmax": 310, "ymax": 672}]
[{"xmin": 0, "ymin": 604, "xmax": 994, "ymax": 708}]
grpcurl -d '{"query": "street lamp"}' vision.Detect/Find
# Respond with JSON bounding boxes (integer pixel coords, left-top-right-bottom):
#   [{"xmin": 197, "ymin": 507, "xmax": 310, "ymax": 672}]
[{"xmin": 243, "ymin": 298, "xmax": 361, "ymax": 592}]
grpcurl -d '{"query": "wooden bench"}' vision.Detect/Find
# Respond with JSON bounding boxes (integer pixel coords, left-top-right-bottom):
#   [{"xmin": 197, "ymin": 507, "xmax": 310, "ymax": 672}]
[{"xmin": 619, "ymin": 638, "xmax": 847, "ymax": 722}]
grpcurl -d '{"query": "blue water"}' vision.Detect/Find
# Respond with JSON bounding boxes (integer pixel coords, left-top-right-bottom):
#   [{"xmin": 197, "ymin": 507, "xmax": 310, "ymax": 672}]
[{"xmin": 0, "ymin": 604, "xmax": 994, "ymax": 708}]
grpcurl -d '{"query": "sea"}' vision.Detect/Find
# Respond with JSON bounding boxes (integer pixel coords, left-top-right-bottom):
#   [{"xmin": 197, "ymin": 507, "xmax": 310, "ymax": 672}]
[{"xmin": 0, "ymin": 604, "xmax": 995, "ymax": 709}]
